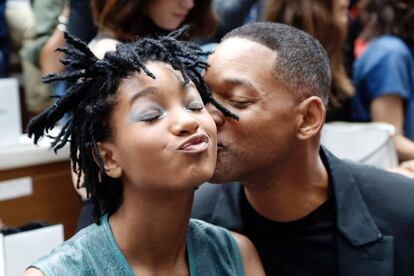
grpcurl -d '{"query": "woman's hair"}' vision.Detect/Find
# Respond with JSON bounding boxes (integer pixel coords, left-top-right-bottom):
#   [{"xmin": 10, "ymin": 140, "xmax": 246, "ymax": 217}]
[
  {"xmin": 262, "ymin": 0, "xmax": 354, "ymax": 107},
  {"xmin": 27, "ymin": 27, "xmax": 237, "ymax": 224},
  {"xmin": 359, "ymin": 0, "xmax": 414, "ymax": 47},
  {"xmin": 91, "ymin": 0, "xmax": 218, "ymax": 41}
]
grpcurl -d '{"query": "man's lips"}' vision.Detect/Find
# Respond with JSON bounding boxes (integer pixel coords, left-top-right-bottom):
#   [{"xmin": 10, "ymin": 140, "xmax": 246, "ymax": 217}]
[{"xmin": 177, "ymin": 133, "xmax": 209, "ymax": 152}]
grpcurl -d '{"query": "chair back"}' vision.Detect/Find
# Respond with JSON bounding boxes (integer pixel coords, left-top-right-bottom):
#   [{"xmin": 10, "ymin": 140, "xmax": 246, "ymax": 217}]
[{"xmin": 321, "ymin": 122, "xmax": 398, "ymax": 169}]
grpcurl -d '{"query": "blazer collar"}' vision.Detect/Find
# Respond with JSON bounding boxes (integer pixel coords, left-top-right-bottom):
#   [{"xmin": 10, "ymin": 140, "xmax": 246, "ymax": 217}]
[
  {"xmin": 321, "ymin": 146, "xmax": 383, "ymax": 246},
  {"xmin": 211, "ymin": 182, "xmax": 245, "ymax": 232},
  {"xmin": 211, "ymin": 147, "xmax": 383, "ymax": 247}
]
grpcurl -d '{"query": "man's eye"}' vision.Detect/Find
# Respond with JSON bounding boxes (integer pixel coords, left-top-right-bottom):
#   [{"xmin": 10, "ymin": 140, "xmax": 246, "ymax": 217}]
[
  {"xmin": 229, "ymin": 100, "xmax": 252, "ymax": 109},
  {"xmin": 187, "ymin": 102, "xmax": 204, "ymax": 111}
]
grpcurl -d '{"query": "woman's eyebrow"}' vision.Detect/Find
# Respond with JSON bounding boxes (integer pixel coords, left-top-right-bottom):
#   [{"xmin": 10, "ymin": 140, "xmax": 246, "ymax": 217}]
[{"xmin": 129, "ymin": 87, "xmax": 159, "ymax": 106}]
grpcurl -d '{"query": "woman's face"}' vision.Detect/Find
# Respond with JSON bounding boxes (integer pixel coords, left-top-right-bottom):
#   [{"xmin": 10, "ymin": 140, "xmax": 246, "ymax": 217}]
[
  {"xmin": 147, "ymin": 0, "xmax": 194, "ymax": 30},
  {"xmin": 99, "ymin": 61, "xmax": 217, "ymax": 192},
  {"xmin": 336, "ymin": 0, "xmax": 350, "ymax": 25}
]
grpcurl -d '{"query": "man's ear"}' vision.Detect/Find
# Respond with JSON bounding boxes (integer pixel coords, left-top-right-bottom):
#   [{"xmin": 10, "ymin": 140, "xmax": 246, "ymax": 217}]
[
  {"xmin": 296, "ymin": 96, "xmax": 326, "ymax": 140},
  {"xmin": 96, "ymin": 142, "xmax": 122, "ymax": 178}
]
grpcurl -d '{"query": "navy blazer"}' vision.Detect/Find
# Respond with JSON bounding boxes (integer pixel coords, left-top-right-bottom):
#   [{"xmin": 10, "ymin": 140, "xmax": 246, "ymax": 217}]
[{"xmin": 192, "ymin": 148, "xmax": 414, "ymax": 275}]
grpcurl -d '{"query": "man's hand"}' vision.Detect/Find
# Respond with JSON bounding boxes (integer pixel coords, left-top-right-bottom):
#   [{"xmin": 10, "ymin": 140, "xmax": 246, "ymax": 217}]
[
  {"xmin": 400, "ymin": 160, "xmax": 414, "ymax": 173},
  {"xmin": 387, "ymin": 163, "xmax": 414, "ymax": 178}
]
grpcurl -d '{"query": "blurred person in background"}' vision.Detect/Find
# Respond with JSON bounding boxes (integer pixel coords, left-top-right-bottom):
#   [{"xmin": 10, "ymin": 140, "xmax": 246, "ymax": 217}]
[
  {"xmin": 88, "ymin": 0, "xmax": 217, "ymax": 58},
  {"xmin": 352, "ymin": 0, "xmax": 414, "ymax": 169},
  {"xmin": 0, "ymin": 0, "xmax": 8, "ymax": 77},
  {"xmin": 66, "ymin": 0, "xmax": 97, "ymax": 43},
  {"xmin": 201, "ymin": 0, "xmax": 263, "ymax": 44},
  {"xmin": 19, "ymin": 0, "xmax": 67, "ymax": 116},
  {"xmin": 262, "ymin": 0, "xmax": 354, "ymax": 122},
  {"xmin": 37, "ymin": 2, "xmax": 69, "ymax": 99}
]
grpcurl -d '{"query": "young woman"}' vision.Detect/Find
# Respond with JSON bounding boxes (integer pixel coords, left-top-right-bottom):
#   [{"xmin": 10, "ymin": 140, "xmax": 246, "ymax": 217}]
[
  {"xmin": 23, "ymin": 29, "xmax": 264, "ymax": 275},
  {"xmin": 73, "ymin": 0, "xmax": 219, "ymax": 229}
]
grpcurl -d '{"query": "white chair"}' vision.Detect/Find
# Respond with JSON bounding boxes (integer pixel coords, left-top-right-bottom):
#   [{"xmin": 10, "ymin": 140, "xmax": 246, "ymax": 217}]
[
  {"xmin": 321, "ymin": 122, "xmax": 398, "ymax": 169},
  {"xmin": 0, "ymin": 225, "xmax": 64, "ymax": 276}
]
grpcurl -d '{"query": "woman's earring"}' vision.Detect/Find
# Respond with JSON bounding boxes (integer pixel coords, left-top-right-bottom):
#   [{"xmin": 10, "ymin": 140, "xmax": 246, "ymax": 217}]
[{"xmin": 98, "ymin": 171, "xmax": 102, "ymax": 183}]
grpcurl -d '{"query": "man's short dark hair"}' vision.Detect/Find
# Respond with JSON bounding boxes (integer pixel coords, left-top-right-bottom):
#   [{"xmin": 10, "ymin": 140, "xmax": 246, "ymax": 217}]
[{"xmin": 223, "ymin": 22, "xmax": 331, "ymax": 105}]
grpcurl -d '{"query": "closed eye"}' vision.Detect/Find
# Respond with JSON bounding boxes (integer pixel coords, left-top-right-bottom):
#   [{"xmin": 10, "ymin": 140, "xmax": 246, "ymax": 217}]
[
  {"xmin": 186, "ymin": 101, "xmax": 204, "ymax": 111},
  {"xmin": 139, "ymin": 111, "xmax": 163, "ymax": 122},
  {"xmin": 229, "ymin": 100, "xmax": 253, "ymax": 109}
]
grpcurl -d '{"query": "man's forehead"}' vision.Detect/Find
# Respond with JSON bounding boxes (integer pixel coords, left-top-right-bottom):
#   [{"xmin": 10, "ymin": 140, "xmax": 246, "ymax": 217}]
[
  {"xmin": 215, "ymin": 37, "xmax": 274, "ymax": 56},
  {"xmin": 206, "ymin": 37, "xmax": 276, "ymax": 78},
  {"xmin": 204, "ymin": 38, "xmax": 281, "ymax": 97},
  {"xmin": 207, "ymin": 37, "xmax": 276, "ymax": 68}
]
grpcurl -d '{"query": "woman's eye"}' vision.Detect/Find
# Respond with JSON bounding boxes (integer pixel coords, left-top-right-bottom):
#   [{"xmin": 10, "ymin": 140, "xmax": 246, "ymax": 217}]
[
  {"xmin": 187, "ymin": 102, "xmax": 204, "ymax": 111},
  {"xmin": 139, "ymin": 111, "xmax": 162, "ymax": 122}
]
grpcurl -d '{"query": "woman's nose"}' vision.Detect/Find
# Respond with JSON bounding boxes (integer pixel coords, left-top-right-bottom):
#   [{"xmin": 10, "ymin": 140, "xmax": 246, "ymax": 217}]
[{"xmin": 170, "ymin": 109, "xmax": 199, "ymax": 136}]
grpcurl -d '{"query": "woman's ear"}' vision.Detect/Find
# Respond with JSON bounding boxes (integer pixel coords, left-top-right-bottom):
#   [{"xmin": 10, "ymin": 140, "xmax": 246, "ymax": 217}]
[
  {"xmin": 296, "ymin": 96, "xmax": 326, "ymax": 140},
  {"xmin": 96, "ymin": 142, "xmax": 122, "ymax": 178}
]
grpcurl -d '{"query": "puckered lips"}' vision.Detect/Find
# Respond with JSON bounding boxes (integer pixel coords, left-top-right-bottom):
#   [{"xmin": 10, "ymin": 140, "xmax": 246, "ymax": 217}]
[{"xmin": 177, "ymin": 133, "xmax": 209, "ymax": 153}]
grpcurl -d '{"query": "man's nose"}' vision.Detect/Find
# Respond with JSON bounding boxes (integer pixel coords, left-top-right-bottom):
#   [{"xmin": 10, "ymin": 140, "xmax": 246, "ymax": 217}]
[
  {"xmin": 207, "ymin": 104, "xmax": 225, "ymax": 128},
  {"xmin": 170, "ymin": 109, "xmax": 199, "ymax": 136}
]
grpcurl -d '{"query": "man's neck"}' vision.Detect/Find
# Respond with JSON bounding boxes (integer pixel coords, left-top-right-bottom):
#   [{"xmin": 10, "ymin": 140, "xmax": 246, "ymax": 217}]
[
  {"xmin": 109, "ymin": 186, "xmax": 194, "ymax": 275},
  {"xmin": 243, "ymin": 151, "xmax": 329, "ymax": 222}
]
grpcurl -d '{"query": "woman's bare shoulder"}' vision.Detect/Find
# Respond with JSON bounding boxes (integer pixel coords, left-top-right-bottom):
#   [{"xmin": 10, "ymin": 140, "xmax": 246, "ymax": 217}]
[{"xmin": 230, "ymin": 231, "xmax": 265, "ymax": 276}]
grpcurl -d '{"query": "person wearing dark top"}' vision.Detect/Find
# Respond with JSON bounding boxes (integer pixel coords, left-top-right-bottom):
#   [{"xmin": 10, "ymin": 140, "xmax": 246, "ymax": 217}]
[
  {"xmin": 67, "ymin": 0, "xmax": 97, "ymax": 43},
  {"xmin": 0, "ymin": 0, "xmax": 8, "ymax": 77},
  {"xmin": 200, "ymin": 0, "xmax": 261, "ymax": 44},
  {"xmin": 241, "ymin": 180, "xmax": 336, "ymax": 275},
  {"xmin": 192, "ymin": 22, "xmax": 414, "ymax": 275}
]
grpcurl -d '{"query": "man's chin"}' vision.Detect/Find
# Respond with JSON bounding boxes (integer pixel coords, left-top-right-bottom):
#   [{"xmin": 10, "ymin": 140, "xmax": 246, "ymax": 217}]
[{"xmin": 209, "ymin": 169, "xmax": 234, "ymax": 184}]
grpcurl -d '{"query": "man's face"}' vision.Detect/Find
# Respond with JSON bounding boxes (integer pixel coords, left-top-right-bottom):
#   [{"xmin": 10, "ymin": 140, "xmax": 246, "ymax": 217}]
[{"xmin": 204, "ymin": 38, "xmax": 301, "ymax": 184}]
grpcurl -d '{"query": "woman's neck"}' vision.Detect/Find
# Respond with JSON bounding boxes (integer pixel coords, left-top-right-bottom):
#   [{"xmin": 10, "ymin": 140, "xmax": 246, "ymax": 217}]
[{"xmin": 109, "ymin": 187, "xmax": 194, "ymax": 275}]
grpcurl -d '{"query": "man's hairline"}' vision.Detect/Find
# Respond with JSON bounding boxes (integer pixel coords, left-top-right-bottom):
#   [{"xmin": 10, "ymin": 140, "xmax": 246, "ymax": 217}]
[
  {"xmin": 220, "ymin": 35, "xmax": 324, "ymax": 104},
  {"xmin": 220, "ymin": 35, "xmax": 297, "ymax": 97}
]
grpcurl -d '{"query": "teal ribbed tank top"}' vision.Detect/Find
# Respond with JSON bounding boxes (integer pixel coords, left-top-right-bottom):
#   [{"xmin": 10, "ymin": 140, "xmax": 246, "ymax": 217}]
[{"xmin": 30, "ymin": 215, "xmax": 244, "ymax": 275}]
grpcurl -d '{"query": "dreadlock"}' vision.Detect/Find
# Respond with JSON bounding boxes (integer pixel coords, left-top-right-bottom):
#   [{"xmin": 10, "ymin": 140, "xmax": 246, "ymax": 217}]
[{"xmin": 27, "ymin": 26, "xmax": 238, "ymax": 224}]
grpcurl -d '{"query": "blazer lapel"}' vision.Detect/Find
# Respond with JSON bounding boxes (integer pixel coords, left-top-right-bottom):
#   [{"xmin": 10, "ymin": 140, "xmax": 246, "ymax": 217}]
[
  {"xmin": 210, "ymin": 182, "xmax": 244, "ymax": 232},
  {"xmin": 322, "ymin": 148, "xmax": 394, "ymax": 276},
  {"xmin": 337, "ymin": 234, "xmax": 394, "ymax": 276}
]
